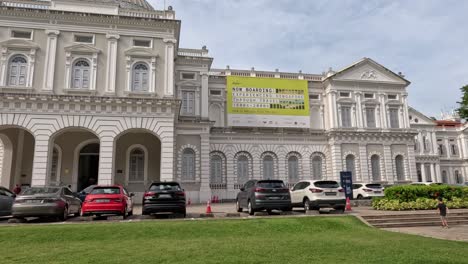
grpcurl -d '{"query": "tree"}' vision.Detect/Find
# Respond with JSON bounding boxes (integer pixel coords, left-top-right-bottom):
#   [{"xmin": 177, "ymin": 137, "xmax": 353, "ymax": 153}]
[{"xmin": 456, "ymin": 85, "xmax": 468, "ymax": 119}]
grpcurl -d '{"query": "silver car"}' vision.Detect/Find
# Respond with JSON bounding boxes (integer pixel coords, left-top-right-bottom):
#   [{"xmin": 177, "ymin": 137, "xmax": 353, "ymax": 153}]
[
  {"xmin": 0, "ymin": 186, "xmax": 16, "ymax": 217},
  {"xmin": 12, "ymin": 186, "xmax": 82, "ymax": 221}
]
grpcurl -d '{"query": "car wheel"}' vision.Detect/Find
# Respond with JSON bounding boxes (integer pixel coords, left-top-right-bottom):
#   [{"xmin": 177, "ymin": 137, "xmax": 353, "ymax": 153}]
[
  {"xmin": 128, "ymin": 209, "xmax": 133, "ymax": 216},
  {"xmin": 122, "ymin": 207, "xmax": 128, "ymax": 220},
  {"xmin": 59, "ymin": 206, "xmax": 68, "ymax": 221},
  {"xmin": 357, "ymin": 194, "xmax": 363, "ymax": 200},
  {"xmin": 74, "ymin": 205, "xmax": 81, "ymax": 217},
  {"xmin": 181, "ymin": 209, "xmax": 187, "ymax": 218},
  {"xmin": 266, "ymin": 209, "xmax": 273, "ymax": 215},
  {"xmin": 248, "ymin": 201, "xmax": 255, "ymax": 216},
  {"xmin": 303, "ymin": 198, "xmax": 310, "ymax": 213},
  {"xmin": 236, "ymin": 200, "xmax": 243, "ymax": 213}
]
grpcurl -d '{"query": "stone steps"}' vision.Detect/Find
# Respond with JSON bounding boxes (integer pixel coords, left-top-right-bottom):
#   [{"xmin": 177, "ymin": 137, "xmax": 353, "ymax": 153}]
[{"xmin": 361, "ymin": 211, "xmax": 468, "ymax": 228}]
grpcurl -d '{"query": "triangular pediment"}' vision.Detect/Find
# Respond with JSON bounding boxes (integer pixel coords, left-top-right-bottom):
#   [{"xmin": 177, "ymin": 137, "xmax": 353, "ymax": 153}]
[
  {"xmin": 329, "ymin": 58, "xmax": 410, "ymax": 85},
  {"xmin": 0, "ymin": 39, "xmax": 39, "ymax": 50},
  {"xmin": 408, "ymin": 107, "xmax": 437, "ymax": 126},
  {"xmin": 124, "ymin": 47, "xmax": 158, "ymax": 57},
  {"xmin": 64, "ymin": 43, "xmax": 101, "ymax": 54}
]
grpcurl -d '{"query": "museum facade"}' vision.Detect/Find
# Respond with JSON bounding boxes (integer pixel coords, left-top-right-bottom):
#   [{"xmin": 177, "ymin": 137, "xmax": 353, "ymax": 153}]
[{"xmin": 0, "ymin": 0, "xmax": 465, "ymax": 202}]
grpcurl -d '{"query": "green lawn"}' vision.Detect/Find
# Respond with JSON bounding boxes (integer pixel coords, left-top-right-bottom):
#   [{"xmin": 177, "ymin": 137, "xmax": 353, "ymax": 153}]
[{"xmin": 0, "ymin": 216, "xmax": 467, "ymax": 264}]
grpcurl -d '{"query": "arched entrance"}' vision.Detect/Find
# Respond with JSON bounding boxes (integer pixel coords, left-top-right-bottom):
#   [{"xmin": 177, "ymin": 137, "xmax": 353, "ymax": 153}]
[
  {"xmin": 0, "ymin": 127, "xmax": 35, "ymax": 189},
  {"xmin": 78, "ymin": 143, "xmax": 100, "ymax": 191}
]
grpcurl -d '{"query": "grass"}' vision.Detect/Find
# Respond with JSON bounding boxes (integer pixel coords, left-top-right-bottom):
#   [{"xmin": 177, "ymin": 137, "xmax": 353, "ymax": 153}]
[{"xmin": 0, "ymin": 216, "xmax": 467, "ymax": 264}]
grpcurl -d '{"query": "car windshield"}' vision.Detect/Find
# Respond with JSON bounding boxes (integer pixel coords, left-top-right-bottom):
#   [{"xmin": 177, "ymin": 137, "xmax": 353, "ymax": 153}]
[
  {"xmin": 90, "ymin": 187, "xmax": 121, "ymax": 195},
  {"xmin": 365, "ymin": 184, "xmax": 382, "ymax": 189},
  {"xmin": 315, "ymin": 181, "xmax": 339, "ymax": 188},
  {"xmin": 149, "ymin": 183, "xmax": 181, "ymax": 191},
  {"xmin": 22, "ymin": 187, "xmax": 60, "ymax": 195},
  {"xmin": 257, "ymin": 181, "xmax": 285, "ymax": 188}
]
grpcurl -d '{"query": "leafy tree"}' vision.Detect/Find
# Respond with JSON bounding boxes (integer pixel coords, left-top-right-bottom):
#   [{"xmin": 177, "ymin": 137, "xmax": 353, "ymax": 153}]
[{"xmin": 456, "ymin": 85, "xmax": 468, "ymax": 119}]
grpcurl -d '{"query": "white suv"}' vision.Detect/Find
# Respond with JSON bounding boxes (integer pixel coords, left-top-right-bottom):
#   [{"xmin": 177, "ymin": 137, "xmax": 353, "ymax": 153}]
[
  {"xmin": 290, "ymin": 180, "xmax": 346, "ymax": 212},
  {"xmin": 352, "ymin": 183, "xmax": 384, "ymax": 199}
]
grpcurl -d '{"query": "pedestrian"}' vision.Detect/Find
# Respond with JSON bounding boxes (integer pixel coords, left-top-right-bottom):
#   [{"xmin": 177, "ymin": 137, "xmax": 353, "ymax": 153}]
[
  {"xmin": 13, "ymin": 184, "xmax": 22, "ymax": 195},
  {"xmin": 437, "ymin": 197, "xmax": 449, "ymax": 229}
]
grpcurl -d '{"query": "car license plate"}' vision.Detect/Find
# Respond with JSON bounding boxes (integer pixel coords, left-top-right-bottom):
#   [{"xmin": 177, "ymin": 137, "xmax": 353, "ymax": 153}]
[
  {"xmin": 159, "ymin": 194, "xmax": 172, "ymax": 198},
  {"xmin": 325, "ymin": 192, "xmax": 336, "ymax": 196},
  {"xmin": 374, "ymin": 191, "xmax": 382, "ymax": 194},
  {"xmin": 96, "ymin": 199, "xmax": 110, "ymax": 203},
  {"xmin": 269, "ymin": 196, "xmax": 281, "ymax": 200},
  {"xmin": 27, "ymin": 200, "xmax": 41, "ymax": 203}
]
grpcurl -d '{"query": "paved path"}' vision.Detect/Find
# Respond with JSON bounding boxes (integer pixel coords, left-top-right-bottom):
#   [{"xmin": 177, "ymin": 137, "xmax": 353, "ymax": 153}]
[{"xmin": 384, "ymin": 225, "xmax": 468, "ymax": 242}]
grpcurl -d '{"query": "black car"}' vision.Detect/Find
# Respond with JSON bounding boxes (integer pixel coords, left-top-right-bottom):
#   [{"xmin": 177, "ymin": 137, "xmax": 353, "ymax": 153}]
[
  {"xmin": 142, "ymin": 182, "xmax": 186, "ymax": 217},
  {"xmin": 236, "ymin": 179, "xmax": 292, "ymax": 215},
  {"xmin": 0, "ymin": 186, "xmax": 16, "ymax": 217}
]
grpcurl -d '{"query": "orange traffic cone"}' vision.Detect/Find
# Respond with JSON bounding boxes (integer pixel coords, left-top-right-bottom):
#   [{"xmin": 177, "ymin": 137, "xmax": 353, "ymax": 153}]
[
  {"xmin": 345, "ymin": 197, "xmax": 352, "ymax": 211},
  {"xmin": 206, "ymin": 200, "xmax": 212, "ymax": 214}
]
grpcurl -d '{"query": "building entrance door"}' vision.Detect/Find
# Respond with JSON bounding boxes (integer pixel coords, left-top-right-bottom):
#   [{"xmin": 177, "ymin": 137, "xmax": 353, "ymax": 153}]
[{"xmin": 78, "ymin": 143, "xmax": 100, "ymax": 191}]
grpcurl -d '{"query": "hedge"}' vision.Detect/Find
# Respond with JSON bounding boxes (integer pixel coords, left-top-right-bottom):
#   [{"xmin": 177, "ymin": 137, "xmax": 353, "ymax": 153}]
[
  {"xmin": 383, "ymin": 185, "xmax": 468, "ymax": 202},
  {"xmin": 372, "ymin": 197, "xmax": 468, "ymax": 211}
]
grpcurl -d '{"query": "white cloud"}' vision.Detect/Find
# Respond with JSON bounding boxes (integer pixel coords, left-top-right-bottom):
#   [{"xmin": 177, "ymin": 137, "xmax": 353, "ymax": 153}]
[{"xmin": 148, "ymin": 0, "xmax": 467, "ymax": 117}]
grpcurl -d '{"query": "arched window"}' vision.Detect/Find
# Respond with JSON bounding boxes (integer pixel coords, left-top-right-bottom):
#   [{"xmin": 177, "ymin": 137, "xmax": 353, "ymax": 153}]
[
  {"xmin": 129, "ymin": 148, "xmax": 145, "ymax": 182},
  {"xmin": 371, "ymin": 155, "xmax": 380, "ymax": 182},
  {"xmin": 345, "ymin": 155, "xmax": 356, "ymax": 181},
  {"xmin": 210, "ymin": 155, "xmax": 223, "ymax": 184},
  {"xmin": 237, "ymin": 155, "xmax": 249, "ymax": 184},
  {"xmin": 395, "ymin": 155, "xmax": 405, "ymax": 181},
  {"xmin": 288, "ymin": 156, "xmax": 299, "ymax": 182},
  {"xmin": 181, "ymin": 149, "xmax": 195, "ymax": 181},
  {"xmin": 312, "ymin": 155, "xmax": 323, "ymax": 180},
  {"xmin": 8, "ymin": 55, "xmax": 28, "ymax": 86},
  {"xmin": 72, "ymin": 59, "xmax": 90, "ymax": 89},
  {"xmin": 442, "ymin": 171, "xmax": 448, "ymax": 183},
  {"xmin": 132, "ymin": 63, "xmax": 149, "ymax": 92},
  {"xmin": 455, "ymin": 170, "xmax": 463, "ymax": 184},
  {"xmin": 263, "ymin": 155, "xmax": 274, "ymax": 179},
  {"xmin": 49, "ymin": 146, "xmax": 60, "ymax": 185}
]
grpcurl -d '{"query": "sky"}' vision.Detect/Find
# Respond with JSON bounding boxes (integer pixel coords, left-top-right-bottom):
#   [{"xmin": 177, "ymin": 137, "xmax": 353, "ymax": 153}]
[{"xmin": 148, "ymin": 0, "xmax": 467, "ymax": 118}]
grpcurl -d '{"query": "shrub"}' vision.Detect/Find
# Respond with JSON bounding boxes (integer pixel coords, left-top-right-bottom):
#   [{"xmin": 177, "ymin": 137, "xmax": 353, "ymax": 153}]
[
  {"xmin": 384, "ymin": 185, "xmax": 467, "ymax": 202},
  {"xmin": 372, "ymin": 197, "xmax": 468, "ymax": 211}
]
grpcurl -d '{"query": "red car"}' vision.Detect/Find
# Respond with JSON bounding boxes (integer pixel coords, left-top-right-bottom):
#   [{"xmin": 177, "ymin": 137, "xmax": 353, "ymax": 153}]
[{"xmin": 81, "ymin": 185, "xmax": 134, "ymax": 219}]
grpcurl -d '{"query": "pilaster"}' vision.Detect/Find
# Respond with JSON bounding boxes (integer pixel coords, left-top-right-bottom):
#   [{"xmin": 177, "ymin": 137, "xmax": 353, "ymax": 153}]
[
  {"xmin": 358, "ymin": 144, "xmax": 369, "ymax": 182},
  {"xmin": 201, "ymin": 72, "xmax": 209, "ymax": 119},
  {"xmin": 105, "ymin": 33, "xmax": 120, "ymax": 94},
  {"xmin": 383, "ymin": 144, "xmax": 393, "ymax": 182},
  {"xmin": 163, "ymin": 38, "xmax": 176, "ymax": 97},
  {"xmin": 31, "ymin": 132, "xmax": 50, "ymax": 187},
  {"xmin": 42, "ymin": 30, "xmax": 60, "ymax": 91},
  {"xmin": 199, "ymin": 133, "xmax": 211, "ymax": 202}
]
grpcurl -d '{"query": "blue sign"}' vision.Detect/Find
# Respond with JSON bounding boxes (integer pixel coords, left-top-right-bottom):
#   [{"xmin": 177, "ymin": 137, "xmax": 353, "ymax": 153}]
[{"xmin": 340, "ymin": 171, "xmax": 353, "ymax": 200}]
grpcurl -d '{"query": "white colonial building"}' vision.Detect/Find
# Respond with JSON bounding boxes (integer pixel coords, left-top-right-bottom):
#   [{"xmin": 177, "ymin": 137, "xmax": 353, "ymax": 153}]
[{"xmin": 0, "ymin": 0, "xmax": 465, "ymax": 203}]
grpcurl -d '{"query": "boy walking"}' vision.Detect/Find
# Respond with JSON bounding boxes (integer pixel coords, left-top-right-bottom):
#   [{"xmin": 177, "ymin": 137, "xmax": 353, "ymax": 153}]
[{"xmin": 437, "ymin": 198, "xmax": 449, "ymax": 228}]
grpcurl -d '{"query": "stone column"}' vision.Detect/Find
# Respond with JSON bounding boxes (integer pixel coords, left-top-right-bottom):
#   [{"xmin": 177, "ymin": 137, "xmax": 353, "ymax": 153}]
[
  {"xmin": 199, "ymin": 133, "xmax": 211, "ymax": 202},
  {"xmin": 42, "ymin": 30, "xmax": 60, "ymax": 91},
  {"xmin": 331, "ymin": 92, "xmax": 338, "ymax": 128},
  {"xmin": 402, "ymin": 94, "xmax": 410, "ymax": 128},
  {"xmin": 201, "ymin": 72, "xmax": 209, "ymax": 120},
  {"xmin": 226, "ymin": 152, "xmax": 236, "ymax": 199},
  {"xmin": 163, "ymin": 38, "xmax": 177, "ymax": 97},
  {"xmin": 383, "ymin": 144, "xmax": 393, "ymax": 182},
  {"xmin": 407, "ymin": 146, "xmax": 417, "ymax": 182},
  {"xmin": 358, "ymin": 144, "xmax": 369, "ymax": 182},
  {"xmin": 105, "ymin": 33, "xmax": 120, "ymax": 94},
  {"xmin": 98, "ymin": 133, "xmax": 115, "ymax": 185},
  {"xmin": 31, "ymin": 133, "xmax": 51, "ymax": 187},
  {"xmin": 431, "ymin": 132, "xmax": 438, "ymax": 155},
  {"xmin": 159, "ymin": 128, "xmax": 175, "ymax": 182},
  {"xmin": 379, "ymin": 93, "xmax": 387, "ymax": 128},
  {"xmin": 421, "ymin": 163, "xmax": 427, "ymax": 182},
  {"xmin": 430, "ymin": 163, "xmax": 436, "ymax": 182},
  {"xmin": 435, "ymin": 163, "xmax": 441, "ymax": 183},
  {"xmin": 330, "ymin": 143, "xmax": 342, "ymax": 181},
  {"xmin": 444, "ymin": 138, "xmax": 451, "ymax": 158},
  {"xmin": 320, "ymin": 105, "xmax": 325, "ymax": 129},
  {"xmin": 355, "ymin": 92, "xmax": 363, "ymax": 128}
]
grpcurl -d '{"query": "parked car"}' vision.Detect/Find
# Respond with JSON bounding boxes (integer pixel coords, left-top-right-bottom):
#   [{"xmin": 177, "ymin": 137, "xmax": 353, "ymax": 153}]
[
  {"xmin": 352, "ymin": 183, "xmax": 384, "ymax": 199},
  {"xmin": 77, "ymin": 185, "xmax": 96, "ymax": 202},
  {"xmin": 12, "ymin": 186, "xmax": 81, "ymax": 221},
  {"xmin": 81, "ymin": 185, "xmax": 134, "ymax": 219},
  {"xmin": 0, "ymin": 186, "xmax": 16, "ymax": 217},
  {"xmin": 410, "ymin": 182, "xmax": 443, "ymax": 186},
  {"xmin": 290, "ymin": 180, "xmax": 345, "ymax": 212},
  {"xmin": 142, "ymin": 182, "xmax": 186, "ymax": 217},
  {"xmin": 236, "ymin": 179, "xmax": 291, "ymax": 215}
]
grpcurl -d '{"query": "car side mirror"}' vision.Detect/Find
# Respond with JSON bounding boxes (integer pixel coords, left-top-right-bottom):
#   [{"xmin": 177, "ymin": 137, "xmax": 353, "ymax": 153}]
[
  {"xmin": 130, "ymin": 193, "xmax": 135, "ymax": 197},
  {"xmin": 240, "ymin": 187, "xmax": 245, "ymax": 191}
]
